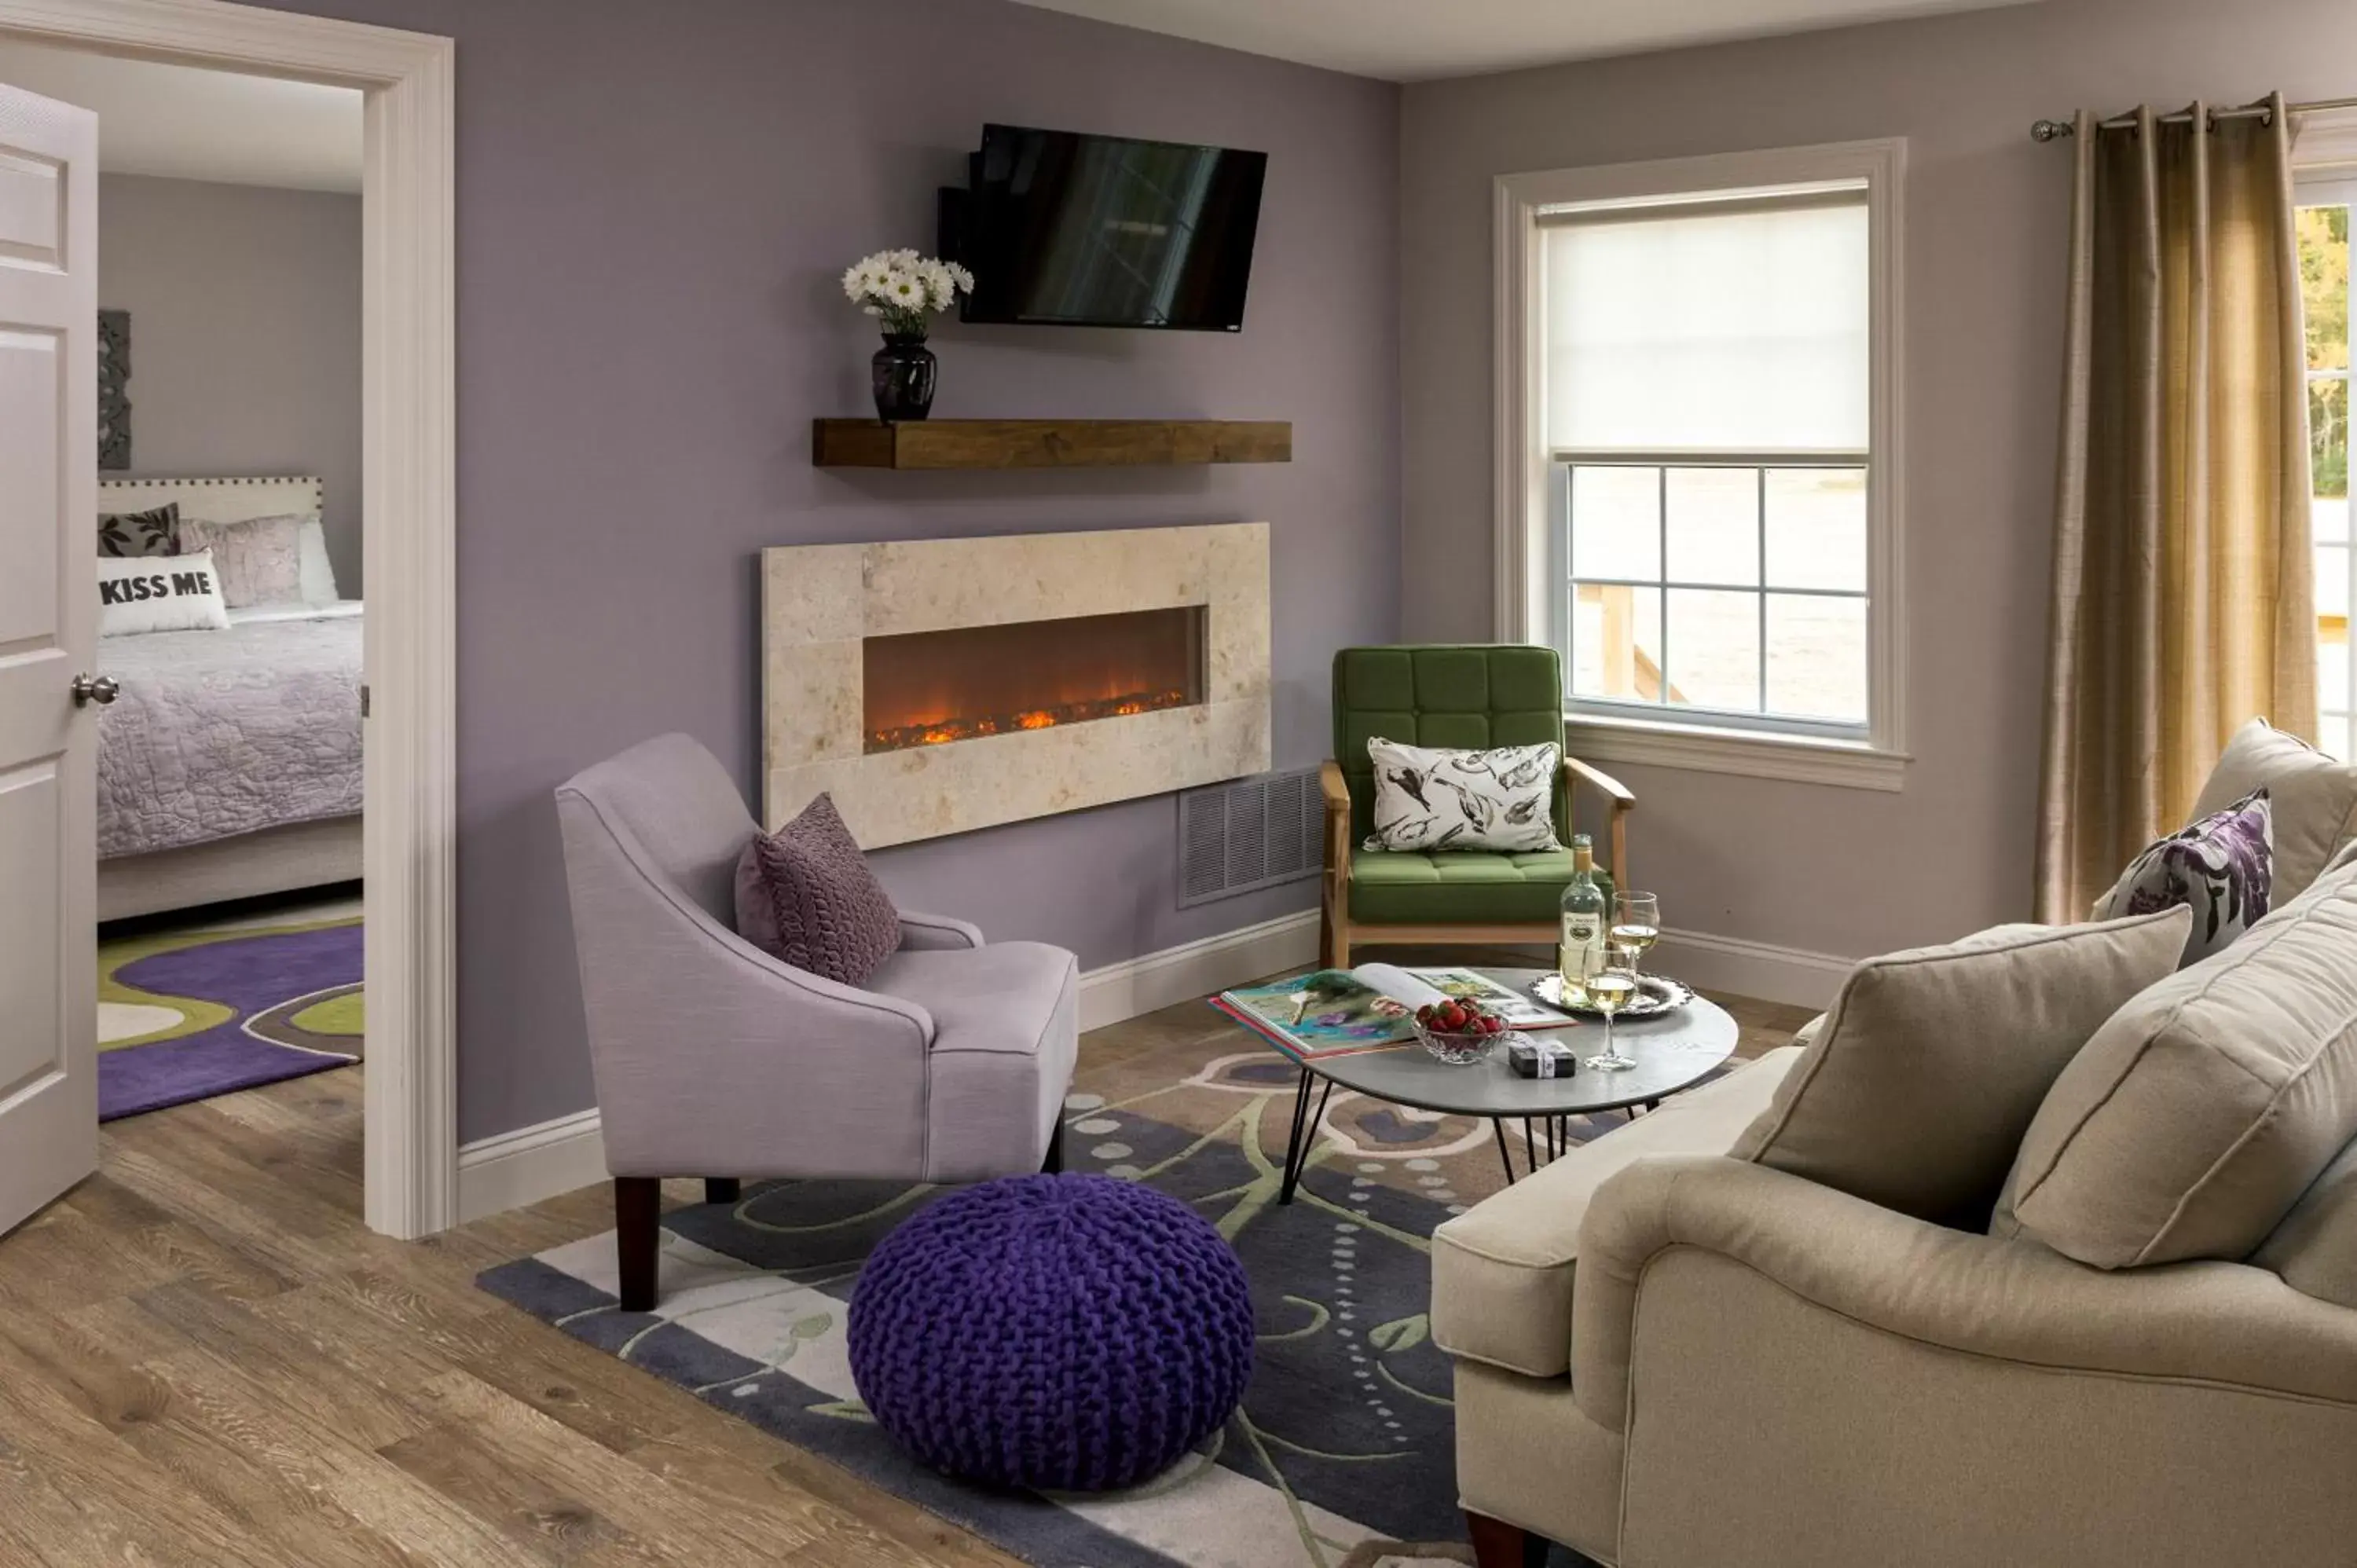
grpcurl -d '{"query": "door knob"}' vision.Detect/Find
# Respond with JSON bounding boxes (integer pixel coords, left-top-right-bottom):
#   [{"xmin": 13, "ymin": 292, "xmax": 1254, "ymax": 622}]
[{"xmin": 70, "ymin": 672, "xmax": 119, "ymax": 708}]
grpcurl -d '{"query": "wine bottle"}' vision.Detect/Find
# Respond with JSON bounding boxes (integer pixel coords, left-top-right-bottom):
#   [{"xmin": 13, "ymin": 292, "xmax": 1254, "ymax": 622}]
[{"xmin": 1558, "ymin": 834, "xmax": 1606, "ymax": 1003}]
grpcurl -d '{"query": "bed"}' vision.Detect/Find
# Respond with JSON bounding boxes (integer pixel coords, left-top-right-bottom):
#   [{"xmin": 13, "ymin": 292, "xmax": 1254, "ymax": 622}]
[{"xmin": 94, "ymin": 476, "xmax": 363, "ymax": 921}]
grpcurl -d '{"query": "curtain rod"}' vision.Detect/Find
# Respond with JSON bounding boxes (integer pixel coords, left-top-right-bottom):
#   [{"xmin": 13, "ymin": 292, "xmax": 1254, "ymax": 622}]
[{"xmin": 2031, "ymin": 95, "xmax": 2357, "ymax": 141}]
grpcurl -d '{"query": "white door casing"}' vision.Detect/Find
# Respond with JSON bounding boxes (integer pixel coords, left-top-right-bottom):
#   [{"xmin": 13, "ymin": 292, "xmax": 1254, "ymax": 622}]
[
  {"xmin": 0, "ymin": 80, "xmax": 95, "ymax": 1238},
  {"xmin": 0, "ymin": 0, "xmax": 456, "ymax": 1239}
]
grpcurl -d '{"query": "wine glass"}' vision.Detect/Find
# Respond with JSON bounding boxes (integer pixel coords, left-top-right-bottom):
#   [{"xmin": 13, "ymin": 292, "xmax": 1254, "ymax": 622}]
[
  {"xmin": 1584, "ymin": 944, "xmax": 1641, "ymax": 1072},
  {"xmin": 1612, "ymin": 891, "xmax": 1662, "ymax": 990}
]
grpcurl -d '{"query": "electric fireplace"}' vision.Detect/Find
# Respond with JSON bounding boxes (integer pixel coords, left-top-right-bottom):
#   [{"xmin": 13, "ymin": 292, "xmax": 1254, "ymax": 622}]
[
  {"xmin": 862, "ymin": 607, "xmax": 1208, "ymax": 753},
  {"xmin": 761, "ymin": 524, "xmax": 1270, "ymax": 847}
]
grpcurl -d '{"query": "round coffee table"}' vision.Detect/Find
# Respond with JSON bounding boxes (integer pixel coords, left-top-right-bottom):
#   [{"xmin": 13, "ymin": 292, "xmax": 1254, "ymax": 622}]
[{"xmin": 1265, "ymin": 966, "xmax": 1739, "ymax": 1203}]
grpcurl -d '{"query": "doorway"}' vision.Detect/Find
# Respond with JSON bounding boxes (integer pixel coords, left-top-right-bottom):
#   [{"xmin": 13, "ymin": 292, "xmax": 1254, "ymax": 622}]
[{"xmin": 0, "ymin": 0, "xmax": 454, "ymax": 1240}]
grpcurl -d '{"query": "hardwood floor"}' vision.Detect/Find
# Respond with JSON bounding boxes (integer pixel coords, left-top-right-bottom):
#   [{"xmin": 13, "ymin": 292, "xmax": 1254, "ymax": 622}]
[
  {"xmin": 2, "ymin": 974, "xmax": 1816, "ymax": 1567},
  {"xmin": 0, "ymin": 1065, "xmax": 1024, "ymax": 1568}
]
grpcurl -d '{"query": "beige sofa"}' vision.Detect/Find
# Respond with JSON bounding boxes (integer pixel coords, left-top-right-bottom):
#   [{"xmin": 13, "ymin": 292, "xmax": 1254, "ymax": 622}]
[{"xmin": 1432, "ymin": 870, "xmax": 2357, "ymax": 1566}]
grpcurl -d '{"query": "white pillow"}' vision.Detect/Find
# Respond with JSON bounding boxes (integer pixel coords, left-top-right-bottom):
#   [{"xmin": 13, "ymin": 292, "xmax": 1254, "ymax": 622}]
[
  {"xmin": 1364, "ymin": 737, "xmax": 1561, "ymax": 853},
  {"xmin": 98, "ymin": 549, "xmax": 230, "ymax": 636},
  {"xmin": 297, "ymin": 516, "xmax": 339, "ymax": 605}
]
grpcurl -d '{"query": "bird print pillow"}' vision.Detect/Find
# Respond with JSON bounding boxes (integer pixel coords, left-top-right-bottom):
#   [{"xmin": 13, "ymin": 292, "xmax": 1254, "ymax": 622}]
[{"xmin": 1365, "ymin": 738, "xmax": 1561, "ymax": 854}]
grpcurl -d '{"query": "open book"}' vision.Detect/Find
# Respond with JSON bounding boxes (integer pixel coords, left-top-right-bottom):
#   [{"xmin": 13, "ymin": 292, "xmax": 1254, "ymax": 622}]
[{"xmin": 1213, "ymin": 965, "xmax": 1577, "ymax": 1061}]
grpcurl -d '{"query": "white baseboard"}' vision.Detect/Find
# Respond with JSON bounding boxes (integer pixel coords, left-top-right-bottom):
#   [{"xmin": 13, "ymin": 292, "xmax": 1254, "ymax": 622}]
[
  {"xmin": 456, "ymin": 1106, "xmax": 607, "ymax": 1225},
  {"xmin": 1077, "ymin": 907, "xmax": 1321, "ymax": 1032},
  {"xmin": 453, "ymin": 907, "xmax": 1322, "ymax": 1224},
  {"xmin": 1651, "ymin": 926, "xmax": 1855, "ymax": 1011}
]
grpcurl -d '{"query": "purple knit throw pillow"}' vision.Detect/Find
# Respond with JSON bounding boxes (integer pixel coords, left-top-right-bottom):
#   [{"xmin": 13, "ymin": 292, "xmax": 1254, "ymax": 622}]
[
  {"xmin": 2095, "ymin": 788, "xmax": 2273, "ymax": 968},
  {"xmin": 732, "ymin": 793, "xmax": 900, "ymax": 985}
]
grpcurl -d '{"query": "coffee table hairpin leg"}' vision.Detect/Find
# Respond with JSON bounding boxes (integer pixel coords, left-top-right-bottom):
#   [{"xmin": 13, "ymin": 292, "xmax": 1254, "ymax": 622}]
[{"xmin": 1277, "ymin": 1068, "xmax": 1337, "ymax": 1205}]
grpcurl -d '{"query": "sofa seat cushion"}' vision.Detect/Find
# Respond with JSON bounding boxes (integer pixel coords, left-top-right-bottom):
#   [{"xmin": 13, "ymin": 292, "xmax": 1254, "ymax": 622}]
[
  {"xmin": 1998, "ymin": 858, "xmax": 2357, "ymax": 1267},
  {"xmin": 1732, "ymin": 910, "xmax": 2190, "ymax": 1228},
  {"xmin": 867, "ymin": 940, "xmax": 1076, "ymax": 1055},
  {"xmin": 1429, "ymin": 1046, "xmax": 1802, "ymax": 1379},
  {"xmin": 1349, "ymin": 845, "xmax": 1602, "ymax": 925}
]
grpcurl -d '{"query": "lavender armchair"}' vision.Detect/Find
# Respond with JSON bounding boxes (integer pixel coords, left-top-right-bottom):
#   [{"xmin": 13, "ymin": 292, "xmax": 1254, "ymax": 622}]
[{"xmin": 555, "ymin": 734, "xmax": 1079, "ymax": 1310}]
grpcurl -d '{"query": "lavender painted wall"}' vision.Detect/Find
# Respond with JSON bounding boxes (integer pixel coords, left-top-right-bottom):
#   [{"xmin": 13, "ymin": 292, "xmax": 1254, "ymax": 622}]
[
  {"xmin": 249, "ymin": 0, "xmax": 1400, "ymax": 1143},
  {"xmin": 1401, "ymin": 0, "xmax": 2357, "ymax": 969}
]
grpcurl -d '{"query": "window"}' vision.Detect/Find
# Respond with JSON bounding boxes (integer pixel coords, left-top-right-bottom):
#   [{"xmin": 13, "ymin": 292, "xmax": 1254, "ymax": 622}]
[
  {"xmin": 2299, "ymin": 178, "xmax": 2353, "ymax": 761},
  {"xmin": 1497, "ymin": 143, "xmax": 1905, "ymax": 789}
]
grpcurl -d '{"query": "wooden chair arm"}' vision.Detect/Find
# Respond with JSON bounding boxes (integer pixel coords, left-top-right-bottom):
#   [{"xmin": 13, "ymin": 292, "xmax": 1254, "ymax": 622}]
[
  {"xmin": 1561, "ymin": 756, "xmax": 1636, "ymax": 887},
  {"xmin": 1563, "ymin": 755, "xmax": 1635, "ymax": 805},
  {"xmin": 1319, "ymin": 758, "xmax": 1351, "ymax": 814},
  {"xmin": 1321, "ymin": 760, "xmax": 1354, "ymax": 883}
]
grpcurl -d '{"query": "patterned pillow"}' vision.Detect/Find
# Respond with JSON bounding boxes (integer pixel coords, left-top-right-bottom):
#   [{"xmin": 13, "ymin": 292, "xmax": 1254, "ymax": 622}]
[
  {"xmin": 98, "ymin": 502, "xmax": 179, "ymax": 558},
  {"xmin": 1364, "ymin": 737, "xmax": 1560, "ymax": 854},
  {"xmin": 2093, "ymin": 788, "xmax": 2273, "ymax": 966},
  {"xmin": 176, "ymin": 514, "xmax": 306, "ymax": 607},
  {"xmin": 733, "ymin": 793, "xmax": 902, "ymax": 986}
]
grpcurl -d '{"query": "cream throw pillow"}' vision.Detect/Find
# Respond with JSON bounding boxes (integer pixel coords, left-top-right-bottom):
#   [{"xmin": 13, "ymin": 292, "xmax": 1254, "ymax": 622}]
[
  {"xmin": 177, "ymin": 513, "xmax": 306, "ymax": 608},
  {"xmin": 1364, "ymin": 737, "xmax": 1560, "ymax": 853},
  {"xmin": 2190, "ymin": 719, "xmax": 2357, "ymax": 903},
  {"xmin": 1731, "ymin": 908, "xmax": 2191, "ymax": 1227},
  {"xmin": 1996, "ymin": 858, "xmax": 2357, "ymax": 1268}
]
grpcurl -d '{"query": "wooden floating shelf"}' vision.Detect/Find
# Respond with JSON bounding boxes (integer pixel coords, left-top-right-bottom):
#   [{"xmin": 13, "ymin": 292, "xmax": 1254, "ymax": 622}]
[{"xmin": 812, "ymin": 418, "xmax": 1292, "ymax": 471}]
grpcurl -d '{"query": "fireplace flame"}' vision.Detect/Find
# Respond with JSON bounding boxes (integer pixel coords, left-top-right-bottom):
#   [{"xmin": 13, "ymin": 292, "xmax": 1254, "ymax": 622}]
[{"xmin": 867, "ymin": 687, "xmax": 1193, "ymax": 754}]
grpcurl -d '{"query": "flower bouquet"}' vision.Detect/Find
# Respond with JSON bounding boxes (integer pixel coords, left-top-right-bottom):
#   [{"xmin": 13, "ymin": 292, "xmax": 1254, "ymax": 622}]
[{"xmin": 842, "ymin": 249, "xmax": 974, "ymax": 422}]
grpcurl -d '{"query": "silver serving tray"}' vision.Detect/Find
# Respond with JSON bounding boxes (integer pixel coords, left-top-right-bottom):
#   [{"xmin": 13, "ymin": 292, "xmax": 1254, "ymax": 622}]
[{"xmin": 1531, "ymin": 970, "xmax": 1695, "ymax": 1020}]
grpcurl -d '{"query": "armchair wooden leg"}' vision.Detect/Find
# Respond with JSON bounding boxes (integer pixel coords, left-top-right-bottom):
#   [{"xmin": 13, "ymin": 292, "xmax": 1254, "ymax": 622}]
[
  {"xmin": 705, "ymin": 1178, "xmax": 741, "ymax": 1205},
  {"xmin": 1043, "ymin": 1116, "xmax": 1065, "ymax": 1174},
  {"xmin": 615, "ymin": 1178, "xmax": 661, "ymax": 1313},
  {"xmin": 1464, "ymin": 1511, "xmax": 1549, "ymax": 1568}
]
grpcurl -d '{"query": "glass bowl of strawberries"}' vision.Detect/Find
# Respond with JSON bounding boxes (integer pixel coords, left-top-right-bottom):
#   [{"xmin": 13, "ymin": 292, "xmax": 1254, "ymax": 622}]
[{"xmin": 1411, "ymin": 996, "xmax": 1509, "ymax": 1065}]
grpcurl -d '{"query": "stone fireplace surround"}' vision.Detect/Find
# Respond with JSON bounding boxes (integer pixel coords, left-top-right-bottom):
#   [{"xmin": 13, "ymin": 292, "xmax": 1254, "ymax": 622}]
[{"xmin": 763, "ymin": 522, "xmax": 1271, "ymax": 847}]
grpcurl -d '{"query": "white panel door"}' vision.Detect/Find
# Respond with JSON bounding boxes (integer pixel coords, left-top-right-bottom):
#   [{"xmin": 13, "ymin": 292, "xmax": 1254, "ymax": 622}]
[{"xmin": 0, "ymin": 83, "xmax": 96, "ymax": 1238}]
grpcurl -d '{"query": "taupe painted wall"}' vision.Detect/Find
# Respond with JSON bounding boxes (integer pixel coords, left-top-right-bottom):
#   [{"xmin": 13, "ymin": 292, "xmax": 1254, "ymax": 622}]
[
  {"xmin": 99, "ymin": 173, "xmax": 363, "ymax": 593},
  {"xmin": 1401, "ymin": 0, "xmax": 2354, "ymax": 964}
]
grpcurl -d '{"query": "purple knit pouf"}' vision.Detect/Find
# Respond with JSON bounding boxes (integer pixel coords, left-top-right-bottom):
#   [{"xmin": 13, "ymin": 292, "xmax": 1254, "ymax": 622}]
[{"xmin": 847, "ymin": 1172, "xmax": 1255, "ymax": 1493}]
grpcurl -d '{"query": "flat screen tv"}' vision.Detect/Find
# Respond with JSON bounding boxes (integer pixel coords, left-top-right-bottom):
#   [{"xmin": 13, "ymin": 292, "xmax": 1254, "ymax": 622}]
[{"xmin": 943, "ymin": 123, "xmax": 1267, "ymax": 332}]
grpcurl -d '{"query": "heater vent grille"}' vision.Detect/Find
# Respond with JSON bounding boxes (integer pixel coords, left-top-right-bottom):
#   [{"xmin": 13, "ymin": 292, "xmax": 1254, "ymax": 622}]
[{"xmin": 1178, "ymin": 767, "xmax": 1325, "ymax": 907}]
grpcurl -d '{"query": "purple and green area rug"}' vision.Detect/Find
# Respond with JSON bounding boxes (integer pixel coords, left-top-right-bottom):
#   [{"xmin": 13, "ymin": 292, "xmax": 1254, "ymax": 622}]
[
  {"xmin": 98, "ymin": 917, "xmax": 362, "ymax": 1121},
  {"xmin": 478, "ymin": 1019, "xmax": 1643, "ymax": 1568}
]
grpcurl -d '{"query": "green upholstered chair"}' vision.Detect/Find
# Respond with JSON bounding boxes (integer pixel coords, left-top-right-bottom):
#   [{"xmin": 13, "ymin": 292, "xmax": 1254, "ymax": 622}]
[{"xmin": 1320, "ymin": 645, "xmax": 1634, "ymax": 969}]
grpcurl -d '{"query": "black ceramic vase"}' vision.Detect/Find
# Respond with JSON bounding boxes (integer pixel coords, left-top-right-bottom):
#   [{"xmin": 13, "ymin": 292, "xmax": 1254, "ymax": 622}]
[{"xmin": 871, "ymin": 333, "xmax": 937, "ymax": 423}]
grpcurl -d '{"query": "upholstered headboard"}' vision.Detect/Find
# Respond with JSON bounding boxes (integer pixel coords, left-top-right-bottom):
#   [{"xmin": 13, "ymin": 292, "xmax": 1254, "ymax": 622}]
[{"xmin": 97, "ymin": 474, "xmax": 323, "ymax": 523}]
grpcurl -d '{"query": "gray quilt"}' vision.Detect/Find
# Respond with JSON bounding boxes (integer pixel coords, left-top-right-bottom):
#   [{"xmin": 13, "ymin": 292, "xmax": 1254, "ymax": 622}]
[{"xmin": 97, "ymin": 615, "xmax": 363, "ymax": 858}]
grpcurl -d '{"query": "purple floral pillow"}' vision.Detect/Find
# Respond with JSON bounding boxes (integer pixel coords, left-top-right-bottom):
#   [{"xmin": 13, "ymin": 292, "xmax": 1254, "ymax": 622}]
[
  {"xmin": 732, "ymin": 793, "xmax": 901, "ymax": 986},
  {"xmin": 2095, "ymin": 789, "xmax": 2272, "ymax": 967}
]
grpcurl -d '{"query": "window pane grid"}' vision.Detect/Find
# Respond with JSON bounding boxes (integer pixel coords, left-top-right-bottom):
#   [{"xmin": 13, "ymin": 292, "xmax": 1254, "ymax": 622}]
[{"xmin": 1563, "ymin": 459, "xmax": 1868, "ymax": 731}]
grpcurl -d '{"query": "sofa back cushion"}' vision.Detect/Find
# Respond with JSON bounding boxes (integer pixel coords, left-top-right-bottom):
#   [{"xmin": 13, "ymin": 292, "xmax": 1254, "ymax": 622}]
[
  {"xmin": 1996, "ymin": 859, "xmax": 2357, "ymax": 1268},
  {"xmin": 1728, "ymin": 910, "xmax": 2190, "ymax": 1227},
  {"xmin": 2252, "ymin": 1137, "xmax": 2357, "ymax": 1309},
  {"xmin": 2191, "ymin": 719, "xmax": 2357, "ymax": 903},
  {"xmin": 1332, "ymin": 647, "xmax": 1567, "ymax": 846}
]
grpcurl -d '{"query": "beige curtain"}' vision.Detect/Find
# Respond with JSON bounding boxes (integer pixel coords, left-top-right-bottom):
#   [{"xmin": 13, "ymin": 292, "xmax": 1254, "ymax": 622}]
[{"xmin": 2034, "ymin": 94, "xmax": 2319, "ymax": 924}]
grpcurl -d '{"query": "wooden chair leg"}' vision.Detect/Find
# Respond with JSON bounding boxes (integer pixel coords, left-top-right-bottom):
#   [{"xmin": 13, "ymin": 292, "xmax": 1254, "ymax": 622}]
[
  {"xmin": 1465, "ymin": 1511, "xmax": 1549, "ymax": 1568},
  {"xmin": 705, "ymin": 1178, "xmax": 741, "ymax": 1205},
  {"xmin": 1043, "ymin": 1115, "xmax": 1065, "ymax": 1174},
  {"xmin": 614, "ymin": 1177, "xmax": 661, "ymax": 1313}
]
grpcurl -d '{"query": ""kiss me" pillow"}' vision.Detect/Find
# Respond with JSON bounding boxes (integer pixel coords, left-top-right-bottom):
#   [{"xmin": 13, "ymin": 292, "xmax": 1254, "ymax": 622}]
[{"xmin": 98, "ymin": 548, "xmax": 231, "ymax": 637}]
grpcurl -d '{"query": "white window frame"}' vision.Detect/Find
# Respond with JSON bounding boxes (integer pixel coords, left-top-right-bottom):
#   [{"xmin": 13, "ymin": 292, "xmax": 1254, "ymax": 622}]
[
  {"xmin": 1494, "ymin": 139, "xmax": 1909, "ymax": 792},
  {"xmin": 2295, "ymin": 107, "xmax": 2357, "ymax": 762}
]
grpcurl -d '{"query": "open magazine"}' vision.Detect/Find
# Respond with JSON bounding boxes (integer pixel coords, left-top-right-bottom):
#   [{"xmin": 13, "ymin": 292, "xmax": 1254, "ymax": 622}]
[{"xmin": 1214, "ymin": 964, "xmax": 1577, "ymax": 1062}]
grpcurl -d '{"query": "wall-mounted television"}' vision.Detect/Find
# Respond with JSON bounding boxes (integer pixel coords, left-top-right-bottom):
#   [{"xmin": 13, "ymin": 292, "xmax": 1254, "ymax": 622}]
[{"xmin": 940, "ymin": 123, "xmax": 1267, "ymax": 332}]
